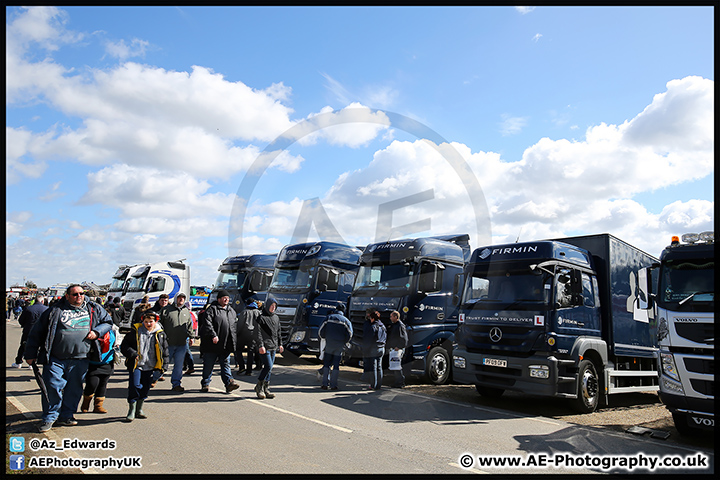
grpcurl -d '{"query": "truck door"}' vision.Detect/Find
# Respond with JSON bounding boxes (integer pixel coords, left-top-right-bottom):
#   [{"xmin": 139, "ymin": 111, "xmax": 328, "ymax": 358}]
[{"xmin": 555, "ymin": 268, "xmax": 600, "ymax": 336}]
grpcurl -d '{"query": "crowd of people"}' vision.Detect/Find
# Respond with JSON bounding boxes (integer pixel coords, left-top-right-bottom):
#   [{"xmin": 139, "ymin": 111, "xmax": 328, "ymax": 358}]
[{"xmin": 10, "ymin": 285, "xmax": 409, "ymax": 433}]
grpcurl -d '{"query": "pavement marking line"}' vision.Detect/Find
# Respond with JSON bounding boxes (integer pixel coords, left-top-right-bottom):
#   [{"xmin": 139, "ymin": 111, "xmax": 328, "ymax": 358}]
[
  {"xmin": 9, "ymin": 394, "xmax": 37, "ymax": 419},
  {"xmin": 208, "ymin": 386, "xmax": 354, "ymax": 434}
]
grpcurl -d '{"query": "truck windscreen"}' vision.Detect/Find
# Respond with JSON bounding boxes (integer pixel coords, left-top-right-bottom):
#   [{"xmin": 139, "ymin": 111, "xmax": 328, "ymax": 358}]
[
  {"xmin": 126, "ymin": 274, "xmax": 147, "ymax": 292},
  {"xmin": 659, "ymin": 258, "xmax": 714, "ymax": 310},
  {"xmin": 214, "ymin": 271, "xmax": 247, "ymax": 290},
  {"xmin": 270, "ymin": 267, "xmax": 311, "ymax": 291},
  {"xmin": 109, "ymin": 277, "xmax": 125, "ymax": 292},
  {"xmin": 462, "ymin": 264, "xmax": 549, "ymax": 309},
  {"xmin": 354, "ymin": 263, "xmax": 413, "ymax": 293}
]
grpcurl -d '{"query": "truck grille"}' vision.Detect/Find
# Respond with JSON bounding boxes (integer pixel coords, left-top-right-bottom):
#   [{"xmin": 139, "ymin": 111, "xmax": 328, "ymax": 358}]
[
  {"xmin": 462, "ymin": 324, "xmax": 540, "ymax": 354},
  {"xmin": 683, "ymin": 357, "xmax": 714, "ymax": 375},
  {"xmin": 690, "ymin": 378, "xmax": 715, "ymax": 397},
  {"xmin": 675, "ymin": 323, "xmax": 715, "ymax": 344},
  {"xmin": 277, "ymin": 315, "xmax": 293, "ymax": 344}
]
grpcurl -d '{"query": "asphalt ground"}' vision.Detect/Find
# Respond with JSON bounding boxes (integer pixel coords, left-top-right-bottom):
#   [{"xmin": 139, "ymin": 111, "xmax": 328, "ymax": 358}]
[{"xmin": 283, "ymin": 352, "xmax": 714, "ymax": 451}]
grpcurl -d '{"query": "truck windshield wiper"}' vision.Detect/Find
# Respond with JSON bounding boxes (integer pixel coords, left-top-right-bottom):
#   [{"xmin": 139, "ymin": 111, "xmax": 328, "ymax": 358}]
[{"xmin": 678, "ymin": 291, "xmax": 714, "ymax": 305}]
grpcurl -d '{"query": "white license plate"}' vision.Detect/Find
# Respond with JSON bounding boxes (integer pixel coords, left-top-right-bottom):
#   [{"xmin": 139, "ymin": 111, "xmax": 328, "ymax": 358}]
[{"xmin": 483, "ymin": 358, "xmax": 507, "ymax": 368}]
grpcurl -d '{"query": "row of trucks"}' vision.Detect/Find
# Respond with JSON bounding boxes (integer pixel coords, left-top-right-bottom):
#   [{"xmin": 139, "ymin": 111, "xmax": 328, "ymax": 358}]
[{"xmin": 106, "ymin": 231, "xmax": 713, "ymax": 433}]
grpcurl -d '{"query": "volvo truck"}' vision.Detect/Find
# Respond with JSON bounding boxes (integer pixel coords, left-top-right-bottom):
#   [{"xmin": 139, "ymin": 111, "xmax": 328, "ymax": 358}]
[
  {"xmin": 640, "ymin": 232, "xmax": 714, "ymax": 435},
  {"xmin": 271, "ymin": 241, "xmax": 362, "ymax": 355},
  {"xmin": 347, "ymin": 234, "xmax": 471, "ymax": 384},
  {"xmin": 206, "ymin": 254, "xmax": 277, "ymax": 314},
  {"xmin": 453, "ymin": 234, "xmax": 659, "ymax": 412},
  {"xmin": 119, "ymin": 260, "xmax": 191, "ymax": 331}
]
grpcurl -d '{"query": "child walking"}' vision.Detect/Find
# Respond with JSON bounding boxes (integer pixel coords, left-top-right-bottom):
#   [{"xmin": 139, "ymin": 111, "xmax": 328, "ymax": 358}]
[{"xmin": 120, "ymin": 312, "xmax": 169, "ymax": 422}]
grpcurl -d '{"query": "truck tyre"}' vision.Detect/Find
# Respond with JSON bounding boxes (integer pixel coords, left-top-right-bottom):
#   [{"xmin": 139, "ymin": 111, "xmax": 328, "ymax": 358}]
[
  {"xmin": 475, "ymin": 385, "xmax": 504, "ymax": 398},
  {"xmin": 425, "ymin": 346, "xmax": 451, "ymax": 385},
  {"xmin": 572, "ymin": 359, "xmax": 600, "ymax": 413}
]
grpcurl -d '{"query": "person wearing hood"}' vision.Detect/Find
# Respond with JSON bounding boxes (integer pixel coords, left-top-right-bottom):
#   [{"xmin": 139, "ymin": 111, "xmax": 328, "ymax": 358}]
[
  {"xmin": 24, "ymin": 284, "xmax": 113, "ymax": 433},
  {"xmin": 236, "ymin": 297, "xmax": 262, "ymax": 376},
  {"xmin": 253, "ymin": 298, "xmax": 283, "ymax": 399},
  {"xmin": 159, "ymin": 292, "xmax": 194, "ymax": 393},
  {"xmin": 198, "ymin": 290, "xmax": 240, "ymax": 394},
  {"xmin": 318, "ymin": 302, "xmax": 353, "ymax": 390},
  {"xmin": 120, "ymin": 311, "xmax": 169, "ymax": 422},
  {"xmin": 362, "ymin": 308, "xmax": 387, "ymax": 390}
]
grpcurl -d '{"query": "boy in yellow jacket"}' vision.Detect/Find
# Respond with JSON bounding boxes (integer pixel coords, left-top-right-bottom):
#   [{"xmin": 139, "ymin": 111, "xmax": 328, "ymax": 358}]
[{"xmin": 120, "ymin": 312, "xmax": 169, "ymax": 422}]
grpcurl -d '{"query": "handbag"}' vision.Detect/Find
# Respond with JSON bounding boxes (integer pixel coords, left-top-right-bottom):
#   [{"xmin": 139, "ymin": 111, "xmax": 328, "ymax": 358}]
[{"xmin": 388, "ymin": 348, "xmax": 403, "ymax": 371}]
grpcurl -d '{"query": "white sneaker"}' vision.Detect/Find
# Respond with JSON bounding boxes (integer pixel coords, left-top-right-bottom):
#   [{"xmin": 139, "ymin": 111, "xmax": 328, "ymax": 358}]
[{"xmin": 11, "ymin": 363, "xmax": 23, "ymax": 368}]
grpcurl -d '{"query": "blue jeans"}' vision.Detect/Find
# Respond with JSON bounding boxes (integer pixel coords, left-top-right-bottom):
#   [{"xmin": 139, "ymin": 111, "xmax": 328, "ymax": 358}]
[
  {"xmin": 128, "ymin": 369, "xmax": 154, "ymax": 403},
  {"xmin": 258, "ymin": 350, "xmax": 276, "ymax": 382},
  {"xmin": 168, "ymin": 342, "xmax": 189, "ymax": 387},
  {"xmin": 322, "ymin": 351, "xmax": 342, "ymax": 388},
  {"xmin": 363, "ymin": 348, "xmax": 384, "ymax": 389},
  {"xmin": 42, "ymin": 357, "xmax": 89, "ymax": 423},
  {"xmin": 201, "ymin": 351, "xmax": 233, "ymax": 387}
]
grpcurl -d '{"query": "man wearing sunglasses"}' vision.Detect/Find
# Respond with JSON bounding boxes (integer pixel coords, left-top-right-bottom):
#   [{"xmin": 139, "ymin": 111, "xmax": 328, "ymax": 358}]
[{"xmin": 24, "ymin": 284, "xmax": 113, "ymax": 433}]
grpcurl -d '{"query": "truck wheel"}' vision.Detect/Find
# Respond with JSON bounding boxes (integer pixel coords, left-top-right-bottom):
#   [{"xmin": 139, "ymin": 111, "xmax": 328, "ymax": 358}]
[
  {"xmin": 475, "ymin": 385, "xmax": 504, "ymax": 398},
  {"xmin": 425, "ymin": 346, "xmax": 451, "ymax": 385},
  {"xmin": 572, "ymin": 359, "xmax": 599, "ymax": 413}
]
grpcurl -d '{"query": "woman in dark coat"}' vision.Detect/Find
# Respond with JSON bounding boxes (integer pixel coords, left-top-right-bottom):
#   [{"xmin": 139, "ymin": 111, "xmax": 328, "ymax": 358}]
[{"xmin": 253, "ymin": 298, "xmax": 283, "ymax": 399}]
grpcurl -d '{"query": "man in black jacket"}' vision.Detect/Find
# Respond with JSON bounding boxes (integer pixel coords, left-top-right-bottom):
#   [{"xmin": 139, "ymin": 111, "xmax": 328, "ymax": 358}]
[
  {"xmin": 13, "ymin": 294, "xmax": 48, "ymax": 368},
  {"xmin": 199, "ymin": 290, "xmax": 240, "ymax": 394},
  {"xmin": 24, "ymin": 285, "xmax": 113, "ymax": 432}
]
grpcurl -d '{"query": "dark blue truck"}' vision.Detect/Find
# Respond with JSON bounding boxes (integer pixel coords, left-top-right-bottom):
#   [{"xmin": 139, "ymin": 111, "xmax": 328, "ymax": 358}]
[
  {"xmin": 208, "ymin": 254, "xmax": 277, "ymax": 314},
  {"xmin": 347, "ymin": 234, "xmax": 471, "ymax": 384},
  {"xmin": 452, "ymin": 233, "xmax": 659, "ymax": 412},
  {"xmin": 271, "ymin": 241, "xmax": 363, "ymax": 354}
]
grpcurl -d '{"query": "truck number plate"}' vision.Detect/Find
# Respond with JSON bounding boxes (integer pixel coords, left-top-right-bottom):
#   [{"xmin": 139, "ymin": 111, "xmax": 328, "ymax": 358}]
[{"xmin": 483, "ymin": 358, "xmax": 507, "ymax": 368}]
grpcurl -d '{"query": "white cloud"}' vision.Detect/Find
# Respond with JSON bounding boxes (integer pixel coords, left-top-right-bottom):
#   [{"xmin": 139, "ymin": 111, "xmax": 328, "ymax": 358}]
[
  {"xmin": 104, "ymin": 38, "xmax": 150, "ymax": 60},
  {"xmin": 515, "ymin": 7, "xmax": 536, "ymax": 15},
  {"xmin": 295, "ymin": 104, "xmax": 391, "ymax": 148},
  {"xmin": 81, "ymin": 164, "xmax": 236, "ymax": 220},
  {"xmin": 237, "ymin": 76, "xmax": 713, "ymax": 259},
  {"xmin": 499, "ymin": 114, "xmax": 529, "ymax": 136},
  {"xmin": 532, "ymin": 33, "xmax": 542, "ymax": 43},
  {"xmin": 7, "ymin": 17, "xmax": 299, "ymax": 180}
]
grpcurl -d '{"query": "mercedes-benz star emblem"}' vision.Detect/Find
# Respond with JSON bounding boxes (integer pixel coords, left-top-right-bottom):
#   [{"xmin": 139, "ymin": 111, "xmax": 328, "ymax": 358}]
[{"xmin": 489, "ymin": 327, "xmax": 502, "ymax": 343}]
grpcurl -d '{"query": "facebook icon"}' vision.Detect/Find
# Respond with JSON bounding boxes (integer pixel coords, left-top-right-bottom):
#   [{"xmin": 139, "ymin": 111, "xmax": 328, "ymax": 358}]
[{"xmin": 10, "ymin": 455, "xmax": 25, "ymax": 471}]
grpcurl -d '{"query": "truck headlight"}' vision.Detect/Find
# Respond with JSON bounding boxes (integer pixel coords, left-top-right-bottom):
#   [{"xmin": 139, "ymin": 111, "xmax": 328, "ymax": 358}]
[
  {"xmin": 661, "ymin": 376, "xmax": 684, "ymax": 395},
  {"xmin": 290, "ymin": 331, "xmax": 306, "ymax": 343},
  {"xmin": 453, "ymin": 356, "xmax": 466, "ymax": 369},
  {"xmin": 529, "ymin": 365, "xmax": 549, "ymax": 379},
  {"xmin": 660, "ymin": 352, "xmax": 680, "ymax": 381}
]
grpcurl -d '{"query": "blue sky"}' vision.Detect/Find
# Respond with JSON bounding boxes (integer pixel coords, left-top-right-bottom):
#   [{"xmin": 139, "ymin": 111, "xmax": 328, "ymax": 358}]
[{"xmin": 6, "ymin": 6, "xmax": 714, "ymax": 289}]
